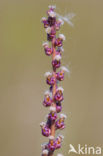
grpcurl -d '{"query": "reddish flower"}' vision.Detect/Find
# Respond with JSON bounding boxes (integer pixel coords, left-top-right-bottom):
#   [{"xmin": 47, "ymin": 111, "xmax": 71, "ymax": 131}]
[
  {"xmin": 55, "ymin": 34, "xmax": 65, "ymax": 47},
  {"xmin": 52, "ymin": 55, "xmax": 61, "ymax": 69},
  {"xmin": 55, "ymin": 38, "xmax": 63, "ymax": 47},
  {"xmin": 48, "ymin": 106, "xmax": 57, "ymax": 121},
  {"xmin": 48, "ymin": 136, "xmax": 56, "ymax": 151},
  {"xmin": 56, "ymin": 104, "xmax": 62, "ymax": 113},
  {"xmin": 42, "ymin": 17, "xmax": 49, "ymax": 28},
  {"xmin": 43, "ymin": 91, "xmax": 52, "ymax": 107},
  {"xmin": 55, "ymin": 135, "xmax": 64, "ymax": 149},
  {"xmin": 54, "ymin": 87, "xmax": 64, "ymax": 102},
  {"xmin": 56, "ymin": 71, "xmax": 64, "ymax": 81},
  {"xmin": 46, "ymin": 27, "xmax": 56, "ymax": 41},
  {"xmin": 42, "ymin": 126, "xmax": 51, "ymax": 137},
  {"xmin": 43, "ymin": 42, "xmax": 52, "ymax": 56},
  {"xmin": 48, "ymin": 112, "xmax": 57, "ymax": 121},
  {"xmin": 55, "ymin": 19, "xmax": 64, "ymax": 31},
  {"xmin": 56, "ymin": 119, "xmax": 65, "ymax": 130}
]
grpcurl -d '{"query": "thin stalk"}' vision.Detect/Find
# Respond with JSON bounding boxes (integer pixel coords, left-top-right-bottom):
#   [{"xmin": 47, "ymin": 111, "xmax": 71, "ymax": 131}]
[{"xmin": 49, "ymin": 37, "xmax": 57, "ymax": 156}]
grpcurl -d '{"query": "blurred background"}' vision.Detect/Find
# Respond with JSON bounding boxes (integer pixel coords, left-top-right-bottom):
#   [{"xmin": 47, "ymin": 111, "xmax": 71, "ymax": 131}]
[{"xmin": 0, "ymin": 0, "xmax": 103, "ymax": 156}]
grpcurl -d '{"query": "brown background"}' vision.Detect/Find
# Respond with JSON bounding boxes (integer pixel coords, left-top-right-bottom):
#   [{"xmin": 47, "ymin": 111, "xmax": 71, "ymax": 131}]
[{"xmin": 0, "ymin": 0, "xmax": 103, "ymax": 156}]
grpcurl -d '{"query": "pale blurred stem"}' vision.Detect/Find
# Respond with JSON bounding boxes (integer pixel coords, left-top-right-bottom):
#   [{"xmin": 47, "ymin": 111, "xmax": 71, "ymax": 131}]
[
  {"xmin": 51, "ymin": 37, "xmax": 57, "ymax": 137},
  {"xmin": 48, "ymin": 36, "xmax": 57, "ymax": 156}
]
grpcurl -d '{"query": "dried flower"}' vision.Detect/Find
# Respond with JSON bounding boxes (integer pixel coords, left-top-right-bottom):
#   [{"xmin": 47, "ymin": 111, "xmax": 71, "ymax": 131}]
[
  {"xmin": 59, "ymin": 34, "xmax": 66, "ymax": 41},
  {"xmin": 42, "ymin": 149, "xmax": 49, "ymax": 156},
  {"xmin": 58, "ymin": 18, "xmax": 64, "ymax": 25},
  {"xmin": 60, "ymin": 66, "xmax": 69, "ymax": 73},
  {"xmin": 47, "ymin": 7, "xmax": 56, "ymax": 18},
  {"xmin": 57, "ymin": 154, "xmax": 64, "ymax": 156},
  {"xmin": 55, "ymin": 18, "xmax": 64, "ymax": 31},
  {"xmin": 60, "ymin": 113, "xmax": 67, "ymax": 119}
]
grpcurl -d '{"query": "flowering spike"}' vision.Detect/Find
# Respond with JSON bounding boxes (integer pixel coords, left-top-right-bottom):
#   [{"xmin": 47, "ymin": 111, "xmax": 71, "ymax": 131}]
[{"xmin": 41, "ymin": 6, "xmax": 68, "ymax": 156}]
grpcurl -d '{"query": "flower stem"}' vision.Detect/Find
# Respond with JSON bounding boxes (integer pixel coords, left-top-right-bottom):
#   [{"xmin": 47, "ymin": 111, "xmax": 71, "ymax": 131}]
[{"xmin": 48, "ymin": 38, "xmax": 57, "ymax": 156}]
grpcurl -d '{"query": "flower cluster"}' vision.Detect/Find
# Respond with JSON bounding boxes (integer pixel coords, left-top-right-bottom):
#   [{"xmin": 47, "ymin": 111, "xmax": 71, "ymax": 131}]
[
  {"xmin": 41, "ymin": 135, "xmax": 64, "ymax": 154},
  {"xmin": 41, "ymin": 6, "xmax": 68, "ymax": 156}
]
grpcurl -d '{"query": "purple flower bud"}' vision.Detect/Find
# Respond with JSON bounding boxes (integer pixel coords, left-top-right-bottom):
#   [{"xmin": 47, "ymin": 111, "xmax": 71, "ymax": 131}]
[
  {"xmin": 55, "ymin": 22, "xmax": 62, "ymax": 31},
  {"xmin": 48, "ymin": 142, "xmax": 56, "ymax": 151},
  {"xmin": 55, "ymin": 47, "xmax": 64, "ymax": 56},
  {"xmin": 43, "ymin": 42, "xmax": 52, "ymax": 56},
  {"xmin": 55, "ymin": 34, "xmax": 65, "ymax": 47},
  {"xmin": 47, "ymin": 34, "xmax": 53, "ymax": 41},
  {"xmin": 42, "ymin": 126, "xmax": 51, "ymax": 137},
  {"xmin": 47, "ymin": 7, "xmax": 56, "ymax": 18},
  {"xmin": 48, "ymin": 16, "xmax": 56, "ymax": 26},
  {"xmin": 55, "ymin": 22, "xmax": 61, "ymax": 31},
  {"xmin": 56, "ymin": 71, "xmax": 64, "ymax": 81},
  {"xmin": 52, "ymin": 55, "xmax": 61, "ymax": 69},
  {"xmin": 54, "ymin": 87, "xmax": 64, "ymax": 102},
  {"xmin": 56, "ymin": 104, "xmax": 62, "ymax": 113},
  {"xmin": 55, "ymin": 38, "xmax": 63, "ymax": 47},
  {"xmin": 56, "ymin": 47, "xmax": 64, "ymax": 55},
  {"xmin": 56, "ymin": 119, "xmax": 65, "ymax": 130},
  {"xmin": 48, "ymin": 5, "xmax": 56, "ymax": 12},
  {"xmin": 43, "ymin": 94, "xmax": 52, "ymax": 107},
  {"xmin": 43, "ymin": 90, "xmax": 52, "ymax": 107},
  {"xmin": 52, "ymin": 59, "xmax": 61, "ymax": 69},
  {"xmin": 45, "ymin": 47, "xmax": 52, "ymax": 56},
  {"xmin": 48, "ymin": 112, "xmax": 57, "ymax": 121},
  {"xmin": 56, "ymin": 51, "xmax": 61, "ymax": 56},
  {"xmin": 47, "ymin": 27, "xmax": 56, "ymax": 41},
  {"xmin": 42, "ymin": 18, "xmax": 49, "ymax": 28},
  {"xmin": 48, "ymin": 136, "xmax": 56, "ymax": 151},
  {"xmin": 46, "ymin": 75, "xmax": 56, "ymax": 86},
  {"xmin": 55, "ymin": 19, "xmax": 64, "ymax": 31},
  {"xmin": 55, "ymin": 137, "xmax": 62, "ymax": 149}
]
